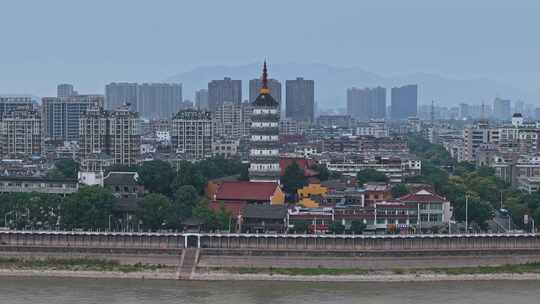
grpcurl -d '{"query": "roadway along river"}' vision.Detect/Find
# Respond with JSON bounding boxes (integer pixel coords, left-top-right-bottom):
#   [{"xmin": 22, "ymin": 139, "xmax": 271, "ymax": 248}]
[{"xmin": 0, "ymin": 277, "xmax": 539, "ymax": 303}]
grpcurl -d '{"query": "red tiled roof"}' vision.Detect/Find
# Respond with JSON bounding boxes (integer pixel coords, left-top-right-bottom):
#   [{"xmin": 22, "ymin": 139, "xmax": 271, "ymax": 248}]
[
  {"xmin": 209, "ymin": 201, "xmax": 247, "ymax": 217},
  {"xmin": 215, "ymin": 181, "xmax": 279, "ymax": 202},
  {"xmin": 397, "ymin": 189, "xmax": 447, "ymax": 203}
]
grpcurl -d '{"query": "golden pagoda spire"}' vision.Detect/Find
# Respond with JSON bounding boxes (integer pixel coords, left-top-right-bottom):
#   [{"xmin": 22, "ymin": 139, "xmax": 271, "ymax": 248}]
[{"xmin": 260, "ymin": 60, "xmax": 270, "ymax": 94}]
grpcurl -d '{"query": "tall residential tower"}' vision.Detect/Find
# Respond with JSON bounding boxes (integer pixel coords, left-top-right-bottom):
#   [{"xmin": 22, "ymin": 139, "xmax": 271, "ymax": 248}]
[{"xmin": 285, "ymin": 77, "xmax": 314, "ymax": 123}]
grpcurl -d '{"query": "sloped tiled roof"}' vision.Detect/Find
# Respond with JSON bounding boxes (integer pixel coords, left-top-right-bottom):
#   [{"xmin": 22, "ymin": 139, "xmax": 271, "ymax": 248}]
[
  {"xmin": 252, "ymin": 92, "xmax": 279, "ymax": 107},
  {"xmin": 215, "ymin": 181, "xmax": 279, "ymax": 202},
  {"xmin": 243, "ymin": 204, "xmax": 287, "ymax": 219},
  {"xmin": 397, "ymin": 189, "xmax": 447, "ymax": 203},
  {"xmin": 104, "ymin": 172, "xmax": 139, "ymax": 186}
]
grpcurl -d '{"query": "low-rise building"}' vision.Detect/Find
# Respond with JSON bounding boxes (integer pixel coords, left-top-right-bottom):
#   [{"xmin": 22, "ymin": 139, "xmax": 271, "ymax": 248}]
[
  {"xmin": 212, "ymin": 139, "xmax": 239, "ymax": 158},
  {"xmin": 0, "ymin": 176, "xmax": 78, "ymax": 195},
  {"xmin": 213, "ymin": 181, "xmax": 285, "ymax": 205}
]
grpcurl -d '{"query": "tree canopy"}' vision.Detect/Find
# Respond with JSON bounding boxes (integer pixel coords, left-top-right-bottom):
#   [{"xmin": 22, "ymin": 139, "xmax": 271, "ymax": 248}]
[
  {"xmin": 280, "ymin": 161, "xmax": 308, "ymax": 195},
  {"xmin": 356, "ymin": 169, "xmax": 388, "ymax": 187},
  {"xmin": 59, "ymin": 186, "xmax": 115, "ymax": 230},
  {"xmin": 48, "ymin": 159, "xmax": 79, "ymax": 179},
  {"xmin": 137, "ymin": 160, "xmax": 175, "ymax": 196}
]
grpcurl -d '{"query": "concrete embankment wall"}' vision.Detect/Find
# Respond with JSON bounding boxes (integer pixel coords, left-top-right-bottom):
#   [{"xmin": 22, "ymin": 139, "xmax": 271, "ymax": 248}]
[
  {"xmin": 3, "ymin": 231, "xmax": 540, "ymax": 251},
  {"xmin": 2, "ymin": 231, "xmax": 540, "ymax": 270},
  {"xmin": 198, "ymin": 250, "xmax": 540, "ymax": 270}
]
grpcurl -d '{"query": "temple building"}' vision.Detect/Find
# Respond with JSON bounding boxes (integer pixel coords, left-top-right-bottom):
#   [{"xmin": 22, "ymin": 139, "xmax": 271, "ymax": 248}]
[{"xmin": 249, "ymin": 62, "xmax": 281, "ymax": 182}]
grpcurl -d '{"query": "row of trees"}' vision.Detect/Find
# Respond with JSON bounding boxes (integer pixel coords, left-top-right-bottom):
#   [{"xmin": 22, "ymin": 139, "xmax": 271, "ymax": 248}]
[{"xmin": 2, "ymin": 157, "xmax": 248, "ymax": 231}]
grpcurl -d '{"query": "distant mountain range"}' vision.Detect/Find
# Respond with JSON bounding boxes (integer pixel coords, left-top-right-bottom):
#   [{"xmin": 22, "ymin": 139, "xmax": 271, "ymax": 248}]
[{"xmin": 166, "ymin": 63, "xmax": 538, "ymax": 110}]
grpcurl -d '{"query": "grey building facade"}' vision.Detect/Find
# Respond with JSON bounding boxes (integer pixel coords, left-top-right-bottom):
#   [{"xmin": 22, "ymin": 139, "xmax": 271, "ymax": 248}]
[
  {"xmin": 105, "ymin": 82, "xmax": 138, "ymax": 112},
  {"xmin": 137, "ymin": 83, "xmax": 183, "ymax": 120},
  {"xmin": 0, "ymin": 97, "xmax": 34, "ymax": 117},
  {"xmin": 207, "ymin": 78, "xmax": 242, "ymax": 111},
  {"xmin": 285, "ymin": 77, "xmax": 314, "ymax": 123},
  {"xmin": 195, "ymin": 89, "xmax": 209, "ymax": 110},
  {"xmin": 493, "ymin": 98, "xmax": 511, "ymax": 120},
  {"xmin": 391, "ymin": 84, "xmax": 418, "ymax": 120},
  {"xmin": 0, "ymin": 105, "xmax": 42, "ymax": 158},
  {"xmin": 42, "ymin": 95, "xmax": 104, "ymax": 141},
  {"xmin": 347, "ymin": 87, "xmax": 386, "ymax": 121},
  {"xmin": 57, "ymin": 84, "xmax": 76, "ymax": 98},
  {"xmin": 171, "ymin": 109, "xmax": 213, "ymax": 160}
]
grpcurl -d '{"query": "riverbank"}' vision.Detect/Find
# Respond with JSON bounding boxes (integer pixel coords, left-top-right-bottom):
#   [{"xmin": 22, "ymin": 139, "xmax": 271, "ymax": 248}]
[
  {"xmin": 1, "ymin": 268, "xmax": 540, "ymax": 282},
  {"xmin": 1, "ymin": 256, "xmax": 540, "ymax": 282}
]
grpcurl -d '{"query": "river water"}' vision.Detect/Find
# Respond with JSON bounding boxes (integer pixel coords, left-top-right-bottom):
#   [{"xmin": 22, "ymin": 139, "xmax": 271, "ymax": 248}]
[{"xmin": 0, "ymin": 277, "xmax": 538, "ymax": 304}]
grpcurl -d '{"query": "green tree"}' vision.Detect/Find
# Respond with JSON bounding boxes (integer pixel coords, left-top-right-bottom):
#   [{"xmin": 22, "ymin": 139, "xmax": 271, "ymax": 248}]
[
  {"xmin": 239, "ymin": 164, "xmax": 250, "ymax": 181},
  {"xmin": 329, "ymin": 222, "xmax": 345, "ymax": 234},
  {"xmin": 280, "ymin": 161, "xmax": 308, "ymax": 195},
  {"xmin": 453, "ymin": 162, "xmax": 476, "ymax": 176},
  {"xmin": 391, "ymin": 184, "xmax": 409, "ymax": 198},
  {"xmin": 349, "ymin": 220, "xmax": 366, "ymax": 234},
  {"xmin": 215, "ymin": 203, "xmax": 232, "ymax": 231},
  {"xmin": 59, "ymin": 186, "xmax": 115, "ymax": 230},
  {"xmin": 356, "ymin": 169, "xmax": 388, "ymax": 187},
  {"xmin": 311, "ymin": 163, "xmax": 330, "ymax": 181},
  {"xmin": 172, "ymin": 185, "xmax": 200, "ymax": 223},
  {"xmin": 48, "ymin": 159, "xmax": 79, "ymax": 179},
  {"xmin": 534, "ymin": 208, "xmax": 540, "ymax": 230},
  {"xmin": 136, "ymin": 193, "xmax": 172, "ymax": 231},
  {"xmin": 137, "ymin": 160, "xmax": 175, "ymax": 196},
  {"xmin": 191, "ymin": 199, "xmax": 218, "ymax": 231},
  {"xmin": 292, "ymin": 221, "xmax": 310, "ymax": 234},
  {"xmin": 173, "ymin": 161, "xmax": 206, "ymax": 193},
  {"xmin": 453, "ymin": 195, "xmax": 494, "ymax": 231}
]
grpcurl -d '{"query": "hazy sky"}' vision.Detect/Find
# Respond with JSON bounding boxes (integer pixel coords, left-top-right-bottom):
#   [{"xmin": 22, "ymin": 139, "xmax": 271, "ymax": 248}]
[{"xmin": 1, "ymin": 0, "xmax": 540, "ymax": 97}]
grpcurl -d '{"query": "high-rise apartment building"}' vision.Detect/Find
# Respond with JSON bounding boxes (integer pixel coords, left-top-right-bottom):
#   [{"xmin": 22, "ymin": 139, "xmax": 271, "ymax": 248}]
[
  {"xmin": 79, "ymin": 106, "xmax": 141, "ymax": 166},
  {"xmin": 213, "ymin": 101, "xmax": 247, "ymax": 140},
  {"xmin": 57, "ymin": 84, "xmax": 76, "ymax": 97},
  {"xmin": 285, "ymin": 77, "xmax": 314, "ymax": 123},
  {"xmin": 346, "ymin": 87, "xmax": 386, "ymax": 121},
  {"xmin": 137, "ymin": 83, "xmax": 183, "ymax": 119},
  {"xmin": 105, "ymin": 82, "xmax": 138, "ymax": 111},
  {"xmin": 250, "ymin": 78, "xmax": 281, "ymax": 107},
  {"xmin": 207, "ymin": 78, "xmax": 242, "ymax": 111},
  {"xmin": 79, "ymin": 106, "xmax": 108, "ymax": 161},
  {"xmin": 0, "ymin": 97, "xmax": 34, "ymax": 117},
  {"xmin": 108, "ymin": 106, "xmax": 141, "ymax": 166},
  {"xmin": 170, "ymin": 109, "xmax": 213, "ymax": 160},
  {"xmin": 42, "ymin": 95, "xmax": 104, "ymax": 141},
  {"xmin": 493, "ymin": 98, "xmax": 511, "ymax": 120},
  {"xmin": 195, "ymin": 89, "xmax": 209, "ymax": 110},
  {"xmin": 0, "ymin": 105, "xmax": 41, "ymax": 158},
  {"xmin": 391, "ymin": 84, "xmax": 418, "ymax": 120},
  {"xmin": 249, "ymin": 62, "xmax": 280, "ymax": 182}
]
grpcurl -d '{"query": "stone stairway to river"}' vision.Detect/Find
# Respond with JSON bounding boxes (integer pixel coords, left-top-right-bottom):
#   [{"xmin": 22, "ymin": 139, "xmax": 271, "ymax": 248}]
[{"xmin": 177, "ymin": 248, "xmax": 199, "ymax": 280}]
